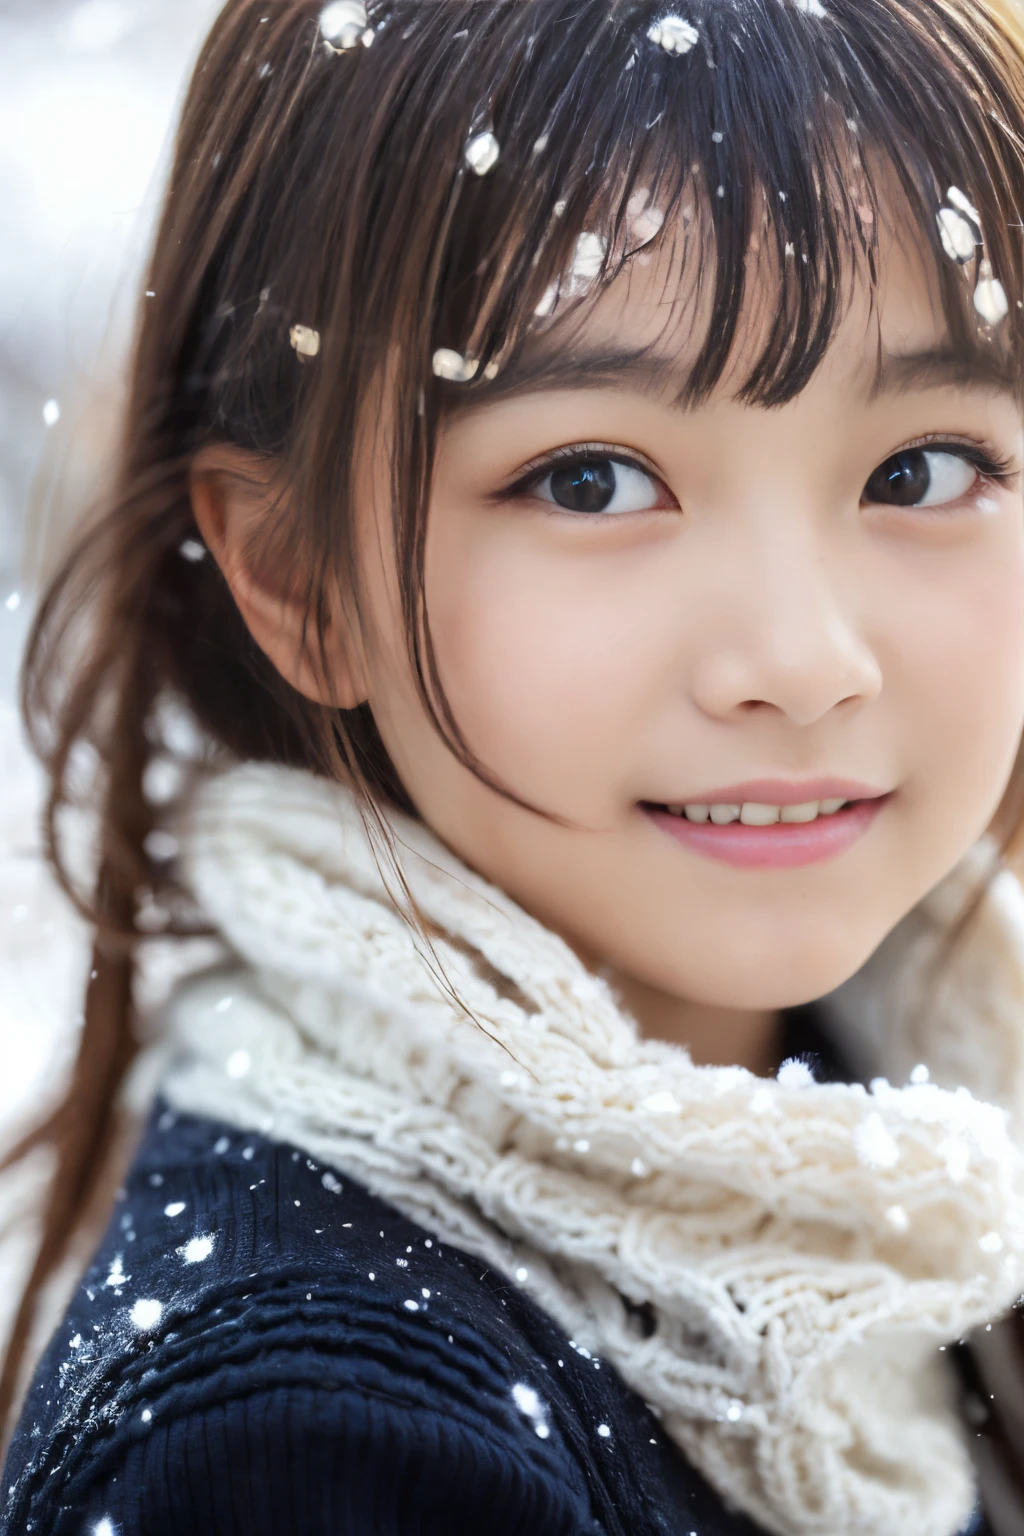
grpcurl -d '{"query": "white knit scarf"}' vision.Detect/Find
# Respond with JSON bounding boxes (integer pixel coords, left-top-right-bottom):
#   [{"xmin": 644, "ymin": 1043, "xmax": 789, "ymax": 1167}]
[{"xmin": 157, "ymin": 760, "xmax": 1024, "ymax": 1536}]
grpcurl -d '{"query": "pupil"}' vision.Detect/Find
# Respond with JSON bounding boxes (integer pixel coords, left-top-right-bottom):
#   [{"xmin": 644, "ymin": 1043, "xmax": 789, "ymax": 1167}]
[
  {"xmin": 865, "ymin": 450, "xmax": 931, "ymax": 506},
  {"xmin": 549, "ymin": 458, "xmax": 616, "ymax": 512}
]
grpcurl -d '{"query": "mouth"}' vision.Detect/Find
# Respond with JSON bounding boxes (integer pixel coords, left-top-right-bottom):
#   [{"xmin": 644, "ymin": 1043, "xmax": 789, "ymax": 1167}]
[{"xmin": 639, "ymin": 793, "xmax": 893, "ymax": 869}]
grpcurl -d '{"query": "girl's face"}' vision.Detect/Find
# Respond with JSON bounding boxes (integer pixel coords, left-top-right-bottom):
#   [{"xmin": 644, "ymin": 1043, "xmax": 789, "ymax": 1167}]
[
  {"xmin": 205, "ymin": 216, "xmax": 1024, "ymax": 1024},
  {"xmin": 350, "ymin": 224, "xmax": 1024, "ymax": 1016}
]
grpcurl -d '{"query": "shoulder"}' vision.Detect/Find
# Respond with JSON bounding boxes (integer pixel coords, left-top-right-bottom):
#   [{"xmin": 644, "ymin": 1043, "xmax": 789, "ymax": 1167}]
[
  {"xmin": 2, "ymin": 1104, "xmax": 600, "ymax": 1535},
  {"xmin": 1, "ymin": 1103, "xmax": 753, "ymax": 1536}
]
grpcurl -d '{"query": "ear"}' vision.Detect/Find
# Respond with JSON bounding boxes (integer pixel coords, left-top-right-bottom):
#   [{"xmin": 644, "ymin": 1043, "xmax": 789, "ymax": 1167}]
[{"xmin": 189, "ymin": 444, "xmax": 367, "ymax": 710}]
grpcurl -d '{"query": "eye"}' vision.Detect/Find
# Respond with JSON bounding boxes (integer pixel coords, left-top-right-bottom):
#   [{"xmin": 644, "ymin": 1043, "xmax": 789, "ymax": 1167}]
[
  {"xmin": 862, "ymin": 448, "xmax": 978, "ymax": 509},
  {"xmin": 532, "ymin": 455, "xmax": 663, "ymax": 514}
]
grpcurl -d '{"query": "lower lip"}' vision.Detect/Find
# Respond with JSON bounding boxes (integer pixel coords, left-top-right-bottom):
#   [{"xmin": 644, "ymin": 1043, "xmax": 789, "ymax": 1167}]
[{"xmin": 642, "ymin": 796, "xmax": 891, "ymax": 869}]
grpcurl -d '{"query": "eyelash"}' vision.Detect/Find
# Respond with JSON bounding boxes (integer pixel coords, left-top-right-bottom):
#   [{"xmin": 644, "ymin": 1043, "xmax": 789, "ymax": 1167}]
[
  {"xmin": 497, "ymin": 435, "xmax": 1017, "ymax": 511},
  {"xmin": 500, "ymin": 442, "xmax": 668, "ymax": 506},
  {"xmin": 890, "ymin": 436, "xmax": 1015, "ymax": 489}
]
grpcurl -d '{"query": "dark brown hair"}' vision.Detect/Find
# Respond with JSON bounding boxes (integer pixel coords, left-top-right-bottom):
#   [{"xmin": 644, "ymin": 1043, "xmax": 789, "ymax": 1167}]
[{"xmin": 7, "ymin": 0, "xmax": 1024, "ymax": 1477}]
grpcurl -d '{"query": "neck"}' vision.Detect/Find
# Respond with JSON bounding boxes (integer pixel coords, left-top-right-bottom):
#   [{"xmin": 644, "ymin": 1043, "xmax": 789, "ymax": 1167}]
[{"xmin": 606, "ymin": 969, "xmax": 783, "ymax": 1075}]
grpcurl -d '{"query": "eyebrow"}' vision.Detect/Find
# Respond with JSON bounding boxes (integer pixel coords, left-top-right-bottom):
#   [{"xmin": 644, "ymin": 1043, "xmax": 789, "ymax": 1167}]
[
  {"xmin": 458, "ymin": 344, "xmax": 686, "ymax": 409},
  {"xmin": 454, "ymin": 339, "xmax": 1021, "ymax": 410},
  {"xmin": 868, "ymin": 346, "xmax": 1020, "ymax": 400}
]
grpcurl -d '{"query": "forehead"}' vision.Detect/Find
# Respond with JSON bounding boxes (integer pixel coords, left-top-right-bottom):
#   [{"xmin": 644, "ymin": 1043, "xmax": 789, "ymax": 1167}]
[
  {"xmin": 460, "ymin": 194, "xmax": 1020, "ymax": 418},
  {"xmin": 545, "ymin": 212, "xmax": 967, "ymax": 398}
]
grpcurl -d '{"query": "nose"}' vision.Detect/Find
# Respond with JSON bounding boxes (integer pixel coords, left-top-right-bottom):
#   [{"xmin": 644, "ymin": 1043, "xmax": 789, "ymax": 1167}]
[{"xmin": 688, "ymin": 517, "xmax": 883, "ymax": 727}]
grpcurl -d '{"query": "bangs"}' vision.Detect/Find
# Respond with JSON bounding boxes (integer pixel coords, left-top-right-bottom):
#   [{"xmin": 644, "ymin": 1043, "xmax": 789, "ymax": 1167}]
[{"xmin": 393, "ymin": 0, "xmax": 1024, "ymax": 409}]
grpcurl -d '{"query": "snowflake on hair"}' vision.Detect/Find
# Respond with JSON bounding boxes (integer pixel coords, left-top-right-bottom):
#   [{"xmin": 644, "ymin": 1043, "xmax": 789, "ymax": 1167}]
[
  {"xmin": 319, "ymin": 1, "xmax": 373, "ymax": 52},
  {"xmin": 647, "ymin": 15, "xmax": 699, "ymax": 54}
]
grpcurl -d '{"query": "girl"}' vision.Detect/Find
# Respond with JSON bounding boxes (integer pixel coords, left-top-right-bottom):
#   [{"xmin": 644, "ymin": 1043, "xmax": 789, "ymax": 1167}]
[{"xmin": 4, "ymin": 0, "xmax": 1024, "ymax": 1531}]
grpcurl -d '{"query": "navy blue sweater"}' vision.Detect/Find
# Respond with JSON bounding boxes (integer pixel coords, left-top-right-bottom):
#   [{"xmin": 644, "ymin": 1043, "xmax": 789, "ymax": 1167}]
[
  {"xmin": 0, "ymin": 1012, "xmax": 992, "ymax": 1535},
  {"xmin": 2, "ymin": 1102, "xmax": 770, "ymax": 1536}
]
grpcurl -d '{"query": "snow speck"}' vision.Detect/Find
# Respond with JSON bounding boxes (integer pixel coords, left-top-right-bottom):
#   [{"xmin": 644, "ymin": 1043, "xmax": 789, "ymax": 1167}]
[
  {"xmin": 910, "ymin": 1063, "xmax": 930, "ymax": 1085},
  {"xmin": 403, "ymin": 1299, "xmax": 420, "ymax": 1312},
  {"xmin": 214, "ymin": 995, "xmax": 234, "ymax": 1014},
  {"xmin": 979, "ymin": 1231, "xmax": 1004, "ymax": 1255},
  {"xmin": 641, "ymin": 1091, "xmax": 678, "ymax": 1115},
  {"xmin": 242, "ymin": 1147, "xmax": 255, "ymax": 1160},
  {"xmin": 853, "ymin": 1112, "xmax": 900, "ymax": 1169},
  {"xmin": 515, "ymin": 1266, "xmax": 529, "ymax": 1283},
  {"xmin": 777, "ymin": 1057, "xmax": 815, "ymax": 1089},
  {"xmin": 225, "ymin": 1049, "xmax": 251, "ymax": 1079},
  {"xmin": 4, "ymin": 592, "xmax": 21, "ymax": 612},
  {"xmin": 597, "ymin": 1423, "xmax": 612, "ymax": 1438},
  {"xmin": 631, "ymin": 1157, "xmax": 648, "ymax": 1177},
  {"xmin": 93, "ymin": 1520, "xmax": 117, "ymax": 1536},
  {"xmin": 148, "ymin": 1173, "xmax": 164, "ymax": 1187},
  {"xmin": 368, "ymin": 1272, "xmax": 375, "ymax": 1280},
  {"xmin": 885, "ymin": 1204, "xmax": 909, "ymax": 1232},
  {"xmin": 179, "ymin": 1234, "xmax": 215, "ymax": 1264},
  {"xmin": 213, "ymin": 1136, "xmax": 230, "ymax": 1154},
  {"xmin": 725, "ymin": 1399, "xmax": 744, "ymax": 1422},
  {"xmin": 130, "ymin": 1298, "xmax": 163, "ymax": 1332},
  {"xmin": 42, "ymin": 399, "xmax": 60, "ymax": 427},
  {"xmin": 395, "ymin": 1257, "xmax": 408, "ymax": 1268},
  {"xmin": 321, "ymin": 1171, "xmax": 343, "ymax": 1194},
  {"xmin": 164, "ymin": 1202, "xmax": 186, "ymax": 1218},
  {"xmin": 104, "ymin": 1256, "xmax": 129, "ymax": 1289},
  {"xmin": 646, "ymin": 15, "xmax": 699, "ymax": 54},
  {"xmin": 141, "ymin": 1408, "xmax": 152, "ymax": 1423},
  {"xmin": 421, "ymin": 1288, "xmax": 431, "ymax": 1299},
  {"xmin": 512, "ymin": 1382, "xmax": 551, "ymax": 1438},
  {"xmin": 143, "ymin": 829, "xmax": 179, "ymax": 862},
  {"xmin": 69, "ymin": 1334, "xmax": 82, "ymax": 1349},
  {"xmin": 573, "ymin": 1139, "xmax": 590, "ymax": 1153}
]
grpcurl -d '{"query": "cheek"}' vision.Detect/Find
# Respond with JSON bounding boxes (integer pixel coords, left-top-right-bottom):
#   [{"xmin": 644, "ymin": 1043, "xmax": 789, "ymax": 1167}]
[
  {"xmin": 883, "ymin": 520, "xmax": 1024, "ymax": 829},
  {"xmin": 424, "ymin": 516, "xmax": 674, "ymax": 809}
]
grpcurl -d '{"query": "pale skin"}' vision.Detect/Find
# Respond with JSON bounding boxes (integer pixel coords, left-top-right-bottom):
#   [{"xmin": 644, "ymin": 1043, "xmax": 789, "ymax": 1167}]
[{"xmin": 192, "ymin": 215, "xmax": 1024, "ymax": 1075}]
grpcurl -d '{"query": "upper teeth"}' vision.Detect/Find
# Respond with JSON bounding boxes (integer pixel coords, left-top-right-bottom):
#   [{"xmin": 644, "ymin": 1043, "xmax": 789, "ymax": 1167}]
[{"xmin": 667, "ymin": 798, "xmax": 848, "ymax": 824}]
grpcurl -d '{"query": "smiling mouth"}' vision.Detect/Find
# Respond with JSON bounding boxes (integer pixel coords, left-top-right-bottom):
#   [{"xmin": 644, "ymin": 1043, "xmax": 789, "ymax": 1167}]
[
  {"xmin": 639, "ymin": 795, "xmax": 891, "ymax": 869},
  {"xmin": 640, "ymin": 797, "xmax": 856, "ymax": 826}
]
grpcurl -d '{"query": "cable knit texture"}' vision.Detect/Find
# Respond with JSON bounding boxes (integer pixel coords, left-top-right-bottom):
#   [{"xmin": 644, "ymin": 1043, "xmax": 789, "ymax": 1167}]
[{"xmin": 157, "ymin": 761, "xmax": 1024, "ymax": 1536}]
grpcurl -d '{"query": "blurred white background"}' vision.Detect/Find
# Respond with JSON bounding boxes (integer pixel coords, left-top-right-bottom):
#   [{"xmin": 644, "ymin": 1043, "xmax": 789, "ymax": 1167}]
[{"xmin": 0, "ymin": 0, "xmax": 222, "ymax": 1139}]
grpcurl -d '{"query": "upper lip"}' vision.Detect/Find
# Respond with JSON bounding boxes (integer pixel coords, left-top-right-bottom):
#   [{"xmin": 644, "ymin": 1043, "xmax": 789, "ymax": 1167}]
[{"xmin": 652, "ymin": 778, "xmax": 891, "ymax": 807}]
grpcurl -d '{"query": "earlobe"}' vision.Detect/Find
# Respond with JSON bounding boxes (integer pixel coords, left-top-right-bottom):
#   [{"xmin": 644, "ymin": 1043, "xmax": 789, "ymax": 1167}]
[{"xmin": 188, "ymin": 448, "xmax": 368, "ymax": 711}]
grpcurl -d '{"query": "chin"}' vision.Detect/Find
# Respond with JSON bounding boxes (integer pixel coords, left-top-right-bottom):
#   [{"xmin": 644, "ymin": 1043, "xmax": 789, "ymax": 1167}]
[{"xmin": 639, "ymin": 925, "xmax": 889, "ymax": 1015}]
